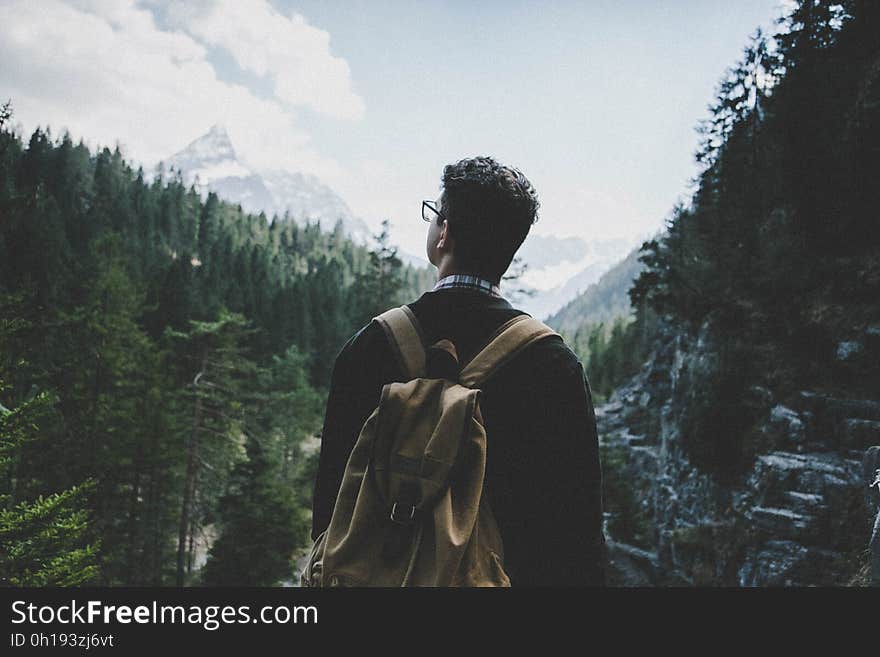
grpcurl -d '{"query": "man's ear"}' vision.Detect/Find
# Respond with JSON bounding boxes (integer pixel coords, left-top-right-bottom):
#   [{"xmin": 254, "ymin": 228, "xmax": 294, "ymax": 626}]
[{"xmin": 438, "ymin": 220, "xmax": 451, "ymax": 249}]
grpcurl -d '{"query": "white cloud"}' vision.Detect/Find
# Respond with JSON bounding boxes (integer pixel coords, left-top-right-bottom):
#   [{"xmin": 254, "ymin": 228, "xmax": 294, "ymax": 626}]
[
  {"xmin": 0, "ymin": 0, "xmax": 362, "ymax": 178},
  {"xmin": 158, "ymin": 0, "xmax": 365, "ymax": 121}
]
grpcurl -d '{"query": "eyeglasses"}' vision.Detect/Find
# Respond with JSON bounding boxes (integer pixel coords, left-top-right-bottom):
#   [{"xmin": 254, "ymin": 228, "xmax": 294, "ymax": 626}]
[{"xmin": 422, "ymin": 200, "xmax": 446, "ymax": 223}]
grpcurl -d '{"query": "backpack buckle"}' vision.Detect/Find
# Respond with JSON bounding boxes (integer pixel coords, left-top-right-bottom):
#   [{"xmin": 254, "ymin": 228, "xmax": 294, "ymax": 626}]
[{"xmin": 390, "ymin": 502, "xmax": 417, "ymax": 524}]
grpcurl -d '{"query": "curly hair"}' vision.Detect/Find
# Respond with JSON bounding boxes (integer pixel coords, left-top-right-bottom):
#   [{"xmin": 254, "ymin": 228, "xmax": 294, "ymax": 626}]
[{"xmin": 440, "ymin": 156, "xmax": 539, "ymax": 285}]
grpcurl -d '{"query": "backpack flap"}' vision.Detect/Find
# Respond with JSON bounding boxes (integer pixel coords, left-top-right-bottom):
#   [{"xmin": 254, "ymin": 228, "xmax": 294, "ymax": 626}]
[
  {"xmin": 317, "ymin": 376, "xmax": 486, "ymax": 586},
  {"xmin": 371, "ymin": 378, "xmax": 481, "ymax": 516}
]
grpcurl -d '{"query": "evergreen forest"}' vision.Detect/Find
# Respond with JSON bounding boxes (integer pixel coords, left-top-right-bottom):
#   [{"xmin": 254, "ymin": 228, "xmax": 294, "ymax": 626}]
[{"xmin": 0, "ymin": 104, "xmax": 434, "ymax": 585}]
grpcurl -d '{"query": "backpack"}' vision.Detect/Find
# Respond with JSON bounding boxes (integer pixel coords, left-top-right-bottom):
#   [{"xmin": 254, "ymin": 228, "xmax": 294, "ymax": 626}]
[{"xmin": 300, "ymin": 304, "xmax": 560, "ymax": 587}]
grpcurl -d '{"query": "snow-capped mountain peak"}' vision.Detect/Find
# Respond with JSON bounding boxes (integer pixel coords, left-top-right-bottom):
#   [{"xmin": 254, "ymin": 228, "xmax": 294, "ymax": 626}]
[
  {"xmin": 162, "ymin": 126, "xmax": 373, "ymax": 243},
  {"xmin": 169, "ymin": 125, "xmax": 241, "ymax": 176}
]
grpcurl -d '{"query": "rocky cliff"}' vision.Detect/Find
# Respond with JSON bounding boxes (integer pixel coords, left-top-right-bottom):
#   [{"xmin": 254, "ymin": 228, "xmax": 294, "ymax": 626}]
[{"xmin": 598, "ymin": 319, "xmax": 880, "ymax": 586}]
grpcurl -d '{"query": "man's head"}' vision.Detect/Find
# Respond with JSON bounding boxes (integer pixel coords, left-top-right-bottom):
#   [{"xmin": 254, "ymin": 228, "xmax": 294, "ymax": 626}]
[{"xmin": 425, "ymin": 156, "xmax": 539, "ymax": 285}]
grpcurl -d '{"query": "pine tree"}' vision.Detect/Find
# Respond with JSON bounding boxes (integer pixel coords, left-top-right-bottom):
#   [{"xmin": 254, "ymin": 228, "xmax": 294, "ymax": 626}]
[
  {"xmin": 201, "ymin": 435, "xmax": 307, "ymax": 586},
  {"xmin": 165, "ymin": 311, "xmax": 256, "ymax": 586},
  {"xmin": 349, "ymin": 219, "xmax": 405, "ymax": 328},
  {"xmin": 0, "ymin": 310, "xmax": 99, "ymax": 586},
  {"xmin": 501, "ymin": 255, "xmax": 536, "ymax": 304}
]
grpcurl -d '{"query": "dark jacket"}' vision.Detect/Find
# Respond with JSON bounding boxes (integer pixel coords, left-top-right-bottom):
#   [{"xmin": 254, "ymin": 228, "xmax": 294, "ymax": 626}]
[{"xmin": 311, "ymin": 286, "xmax": 607, "ymax": 586}]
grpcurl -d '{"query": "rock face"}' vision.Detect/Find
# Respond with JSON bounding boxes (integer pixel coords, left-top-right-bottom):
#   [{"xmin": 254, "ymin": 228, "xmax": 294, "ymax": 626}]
[
  {"xmin": 865, "ymin": 446, "xmax": 880, "ymax": 586},
  {"xmin": 598, "ymin": 319, "xmax": 876, "ymax": 586}
]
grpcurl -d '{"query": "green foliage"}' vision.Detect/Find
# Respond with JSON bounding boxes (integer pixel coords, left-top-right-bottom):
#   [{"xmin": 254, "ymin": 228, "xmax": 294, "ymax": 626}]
[
  {"xmin": 164, "ymin": 311, "xmax": 259, "ymax": 585},
  {"xmin": 678, "ymin": 338, "xmax": 768, "ymax": 482},
  {"xmin": 667, "ymin": 519, "xmax": 752, "ymax": 585},
  {"xmin": 257, "ymin": 345, "xmax": 324, "ymax": 496},
  {"xmin": 349, "ymin": 219, "xmax": 407, "ymax": 327},
  {"xmin": 564, "ymin": 305, "xmax": 659, "ymax": 403},
  {"xmin": 547, "ymin": 247, "xmax": 645, "ymax": 336},
  {"xmin": 0, "ymin": 482, "xmax": 99, "ymax": 586},
  {"xmin": 0, "ymin": 101, "xmax": 433, "ymax": 585},
  {"xmin": 547, "ymin": 243, "xmax": 655, "ymax": 401},
  {"xmin": 599, "ymin": 443, "xmax": 652, "ymax": 549},
  {"xmin": 626, "ymin": 1, "xmax": 880, "ymax": 471},
  {"xmin": 201, "ymin": 437, "xmax": 308, "ymax": 586},
  {"xmin": 634, "ymin": 0, "xmax": 880, "ymax": 338},
  {"xmin": 0, "ymin": 381, "xmax": 99, "ymax": 586}
]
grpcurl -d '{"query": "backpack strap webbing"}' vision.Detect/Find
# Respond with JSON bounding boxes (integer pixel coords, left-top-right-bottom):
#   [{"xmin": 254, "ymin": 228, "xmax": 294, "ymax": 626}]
[
  {"xmin": 374, "ymin": 307, "xmax": 561, "ymax": 386},
  {"xmin": 373, "ymin": 305, "xmax": 426, "ymax": 380},
  {"xmin": 458, "ymin": 315, "xmax": 561, "ymax": 388}
]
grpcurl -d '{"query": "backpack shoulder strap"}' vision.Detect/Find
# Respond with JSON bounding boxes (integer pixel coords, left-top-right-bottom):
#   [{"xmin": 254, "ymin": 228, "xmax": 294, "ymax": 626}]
[
  {"xmin": 373, "ymin": 305, "xmax": 426, "ymax": 380},
  {"xmin": 458, "ymin": 314, "xmax": 561, "ymax": 388}
]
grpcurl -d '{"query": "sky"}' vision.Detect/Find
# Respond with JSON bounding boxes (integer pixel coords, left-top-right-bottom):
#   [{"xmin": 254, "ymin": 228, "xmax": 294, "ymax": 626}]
[{"xmin": 0, "ymin": 0, "xmax": 786, "ymax": 260}]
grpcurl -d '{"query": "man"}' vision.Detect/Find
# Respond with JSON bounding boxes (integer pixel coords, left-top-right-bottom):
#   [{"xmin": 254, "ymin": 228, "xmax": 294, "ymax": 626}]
[{"xmin": 311, "ymin": 156, "xmax": 606, "ymax": 586}]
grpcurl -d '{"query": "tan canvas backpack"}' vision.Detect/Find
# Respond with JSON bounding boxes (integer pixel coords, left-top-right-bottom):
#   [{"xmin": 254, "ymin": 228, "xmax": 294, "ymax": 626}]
[{"xmin": 301, "ymin": 304, "xmax": 560, "ymax": 587}]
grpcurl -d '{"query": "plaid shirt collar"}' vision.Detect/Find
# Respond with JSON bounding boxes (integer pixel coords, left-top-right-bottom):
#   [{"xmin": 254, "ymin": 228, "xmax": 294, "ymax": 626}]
[{"xmin": 431, "ymin": 273, "xmax": 504, "ymax": 299}]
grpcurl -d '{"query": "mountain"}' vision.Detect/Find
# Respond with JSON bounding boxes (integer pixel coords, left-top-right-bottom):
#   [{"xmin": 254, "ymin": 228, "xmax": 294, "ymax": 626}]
[
  {"xmin": 163, "ymin": 127, "xmax": 641, "ymax": 294},
  {"xmin": 544, "ymin": 243, "xmax": 646, "ymax": 334},
  {"xmin": 163, "ymin": 125, "xmax": 374, "ymax": 247},
  {"xmin": 262, "ymin": 170, "xmax": 370, "ymax": 243},
  {"xmin": 511, "ymin": 233, "xmax": 636, "ymax": 320}
]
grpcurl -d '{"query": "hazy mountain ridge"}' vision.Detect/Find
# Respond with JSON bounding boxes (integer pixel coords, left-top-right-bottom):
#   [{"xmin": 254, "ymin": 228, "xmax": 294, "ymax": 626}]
[
  {"xmin": 513, "ymin": 233, "xmax": 637, "ymax": 319},
  {"xmin": 543, "ymin": 244, "xmax": 645, "ymax": 332}
]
